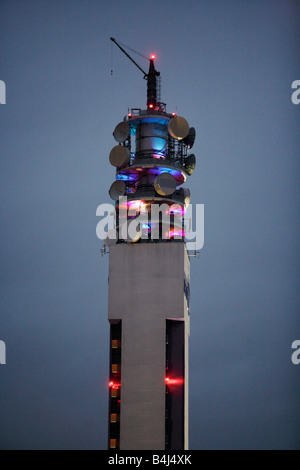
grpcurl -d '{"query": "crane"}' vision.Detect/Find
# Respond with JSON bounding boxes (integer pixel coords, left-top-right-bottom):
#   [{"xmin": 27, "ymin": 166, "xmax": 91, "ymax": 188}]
[{"xmin": 110, "ymin": 37, "xmax": 160, "ymax": 109}]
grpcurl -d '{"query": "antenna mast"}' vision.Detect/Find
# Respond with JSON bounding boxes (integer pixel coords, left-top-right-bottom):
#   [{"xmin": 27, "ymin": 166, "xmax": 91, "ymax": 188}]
[{"xmin": 110, "ymin": 37, "xmax": 160, "ymax": 109}]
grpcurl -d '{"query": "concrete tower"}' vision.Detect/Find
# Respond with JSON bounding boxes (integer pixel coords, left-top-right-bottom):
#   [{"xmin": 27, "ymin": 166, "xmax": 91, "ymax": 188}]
[{"xmin": 106, "ymin": 39, "xmax": 196, "ymax": 450}]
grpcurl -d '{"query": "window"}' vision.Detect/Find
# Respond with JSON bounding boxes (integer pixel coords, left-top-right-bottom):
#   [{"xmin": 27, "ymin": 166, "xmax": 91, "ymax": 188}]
[{"xmin": 110, "ymin": 413, "xmax": 119, "ymax": 423}]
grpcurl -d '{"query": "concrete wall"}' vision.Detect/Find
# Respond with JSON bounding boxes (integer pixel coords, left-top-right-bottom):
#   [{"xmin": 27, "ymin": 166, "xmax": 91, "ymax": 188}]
[{"xmin": 108, "ymin": 243, "xmax": 190, "ymax": 450}]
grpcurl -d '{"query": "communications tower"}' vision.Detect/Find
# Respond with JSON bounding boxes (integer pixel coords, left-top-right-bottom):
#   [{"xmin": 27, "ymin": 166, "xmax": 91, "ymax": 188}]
[{"xmin": 106, "ymin": 38, "xmax": 196, "ymax": 450}]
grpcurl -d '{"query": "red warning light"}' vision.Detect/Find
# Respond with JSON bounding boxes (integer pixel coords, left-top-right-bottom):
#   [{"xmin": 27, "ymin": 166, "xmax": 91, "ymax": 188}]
[
  {"xmin": 109, "ymin": 381, "xmax": 120, "ymax": 390},
  {"xmin": 165, "ymin": 377, "xmax": 184, "ymax": 385},
  {"xmin": 151, "ymin": 54, "xmax": 155, "ymax": 60},
  {"xmin": 149, "ymin": 104, "xmax": 154, "ymax": 109}
]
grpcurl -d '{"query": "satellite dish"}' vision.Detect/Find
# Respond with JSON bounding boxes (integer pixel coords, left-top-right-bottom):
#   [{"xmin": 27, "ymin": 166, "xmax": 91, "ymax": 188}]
[
  {"xmin": 127, "ymin": 230, "xmax": 142, "ymax": 243},
  {"xmin": 168, "ymin": 116, "xmax": 189, "ymax": 140},
  {"xmin": 109, "ymin": 180, "xmax": 126, "ymax": 200},
  {"xmin": 154, "ymin": 173, "xmax": 177, "ymax": 196},
  {"xmin": 183, "ymin": 188, "xmax": 190, "ymax": 207},
  {"xmin": 183, "ymin": 154, "xmax": 196, "ymax": 176},
  {"xmin": 121, "ymin": 223, "xmax": 142, "ymax": 243},
  {"xmin": 179, "ymin": 187, "xmax": 191, "ymax": 208},
  {"xmin": 109, "ymin": 145, "xmax": 130, "ymax": 168},
  {"xmin": 113, "ymin": 121, "xmax": 130, "ymax": 143},
  {"xmin": 182, "ymin": 127, "xmax": 196, "ymax": 149}
]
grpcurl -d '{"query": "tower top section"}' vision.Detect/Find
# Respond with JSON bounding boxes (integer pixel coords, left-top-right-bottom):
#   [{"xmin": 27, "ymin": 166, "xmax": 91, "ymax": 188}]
[
  {"xmin": 110, "ymin": 37, "xmax": 161, "ymax": 111},
  {"xmin": 107, "ymin": 38, "xmax": 197, "ymax": 245}
]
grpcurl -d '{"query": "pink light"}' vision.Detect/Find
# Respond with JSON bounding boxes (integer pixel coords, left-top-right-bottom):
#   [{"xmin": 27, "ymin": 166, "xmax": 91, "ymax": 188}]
[
  {"xmin": 149, "ymin": 104, "xmax": 154, "ymax": 109},
  {"xmin": 169, "ymin": 206, "xmax": 185, "ymax": 216},
  {"xmin": 152, "ymin": 153, "xmax": 166, "ymax": 160},
  {"xmin": 151, "ymin": 54, "xmax": 155, "ymax": 60},
  {"xmin": 169, "ymin": 230, "xmax": 185, "ymax": 238},
  {"xmin": 127, "ymin": 200, "xmax": 146, "ymax": 210}
]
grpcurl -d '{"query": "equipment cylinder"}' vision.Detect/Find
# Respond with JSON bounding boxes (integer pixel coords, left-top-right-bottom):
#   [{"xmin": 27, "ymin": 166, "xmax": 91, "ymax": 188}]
[{"xmin": 135, "ymin": 120, "xmax": 168, "ymax": 159}]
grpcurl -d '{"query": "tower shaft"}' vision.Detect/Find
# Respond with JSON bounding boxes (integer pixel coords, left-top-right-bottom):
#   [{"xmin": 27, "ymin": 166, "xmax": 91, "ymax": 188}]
[{"xmin": 108, "ymin": 243, "xmax": 190, "ymax": 450}]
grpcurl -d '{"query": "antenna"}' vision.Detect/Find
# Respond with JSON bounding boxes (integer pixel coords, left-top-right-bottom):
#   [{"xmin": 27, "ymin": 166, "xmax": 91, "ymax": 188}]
[{"xmin": 110, "ymin": 37, "xmax": 160, "ymax": 109}]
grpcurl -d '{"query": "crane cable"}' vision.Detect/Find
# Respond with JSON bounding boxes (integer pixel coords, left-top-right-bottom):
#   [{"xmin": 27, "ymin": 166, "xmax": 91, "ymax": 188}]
[
  {"xmin": 110, "ymin": 38, "xmax": 149, "ymax": 76},
  {"xmin": 115, "ymin": 39, "xmax": 149, "ymax": 61},
  {"xmin": 111, "ymin": 40, "xmax": 113, "ymax": 75}
]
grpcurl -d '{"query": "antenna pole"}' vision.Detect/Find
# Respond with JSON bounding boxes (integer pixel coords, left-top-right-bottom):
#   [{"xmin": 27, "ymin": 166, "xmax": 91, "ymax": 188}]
[{"xmin": 147, "ymin": 59, "xmax": 160, "ymax": 108}]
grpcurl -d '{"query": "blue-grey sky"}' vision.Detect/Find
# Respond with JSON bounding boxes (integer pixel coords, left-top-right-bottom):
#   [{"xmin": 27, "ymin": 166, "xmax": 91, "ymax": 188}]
[{"xmin": 0, "ymin": 0, "xmax": 299, "ymax": 449}]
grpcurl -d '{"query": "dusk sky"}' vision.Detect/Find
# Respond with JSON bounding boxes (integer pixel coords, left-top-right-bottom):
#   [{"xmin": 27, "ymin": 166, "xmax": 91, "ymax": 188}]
[{"xmin": 0, "ymin": 0, "xmax": 299, "ymax": 449}]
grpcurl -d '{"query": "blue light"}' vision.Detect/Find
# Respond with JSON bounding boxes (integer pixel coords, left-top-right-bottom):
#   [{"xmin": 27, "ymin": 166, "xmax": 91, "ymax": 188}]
[
  {"xmin": 116, "ymin": 173, "xmax": 137, "ymax": 182},
  {"xmin": 138, "ymin": 117, "xmax": 169, "ymax": 126},
  {"xmin": 148, "ymin": 167, "xmax": 184, "ymax": 181}
]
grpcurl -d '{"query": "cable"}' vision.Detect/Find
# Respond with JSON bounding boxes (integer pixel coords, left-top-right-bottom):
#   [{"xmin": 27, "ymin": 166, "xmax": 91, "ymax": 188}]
[{"xmin": 116, "ymin": 39, "xmax": 149, "ymax": 61}]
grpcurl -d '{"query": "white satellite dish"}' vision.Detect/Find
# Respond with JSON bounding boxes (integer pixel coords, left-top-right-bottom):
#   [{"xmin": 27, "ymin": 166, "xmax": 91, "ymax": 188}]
[
  {"xmin": 109, "ymin": 180, "xmax": 126, "ymax": 200},
  {"xmin": 154, "ymin": 173, "xmax": 177, "ymax": 196},
  {"xmin": 168, "ymin": 116, "xmax": 189, "ymax": 140},
  {"xmin": 109, "ymin": 145, "xmax": 130, "ymax": 168},
  {"xmin": 113, "ymin": 121, "xmax": 130, "ymax": 143}
]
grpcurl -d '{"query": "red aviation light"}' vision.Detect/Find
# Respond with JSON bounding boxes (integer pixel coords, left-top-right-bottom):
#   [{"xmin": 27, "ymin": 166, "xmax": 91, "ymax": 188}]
[
  {"xmin": 109, "ymin": 381, "xmax": 120, "ymax": 390},
  {"xmin": 151, "ymin": 54, "xmax": 156, "ymax": 60},
  {"xmin": 149, "ymin": 104, "xmax": 154, "ymax": 109},
  {"xmin": 165, "ymin": 377, "xmax": 184, "ymax": 386}
]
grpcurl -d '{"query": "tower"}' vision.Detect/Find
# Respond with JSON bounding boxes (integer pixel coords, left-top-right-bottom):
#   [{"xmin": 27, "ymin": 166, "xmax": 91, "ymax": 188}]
[{"xmin": 106, "ymin": 39, "xmax": 196, "ymax": 450}]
